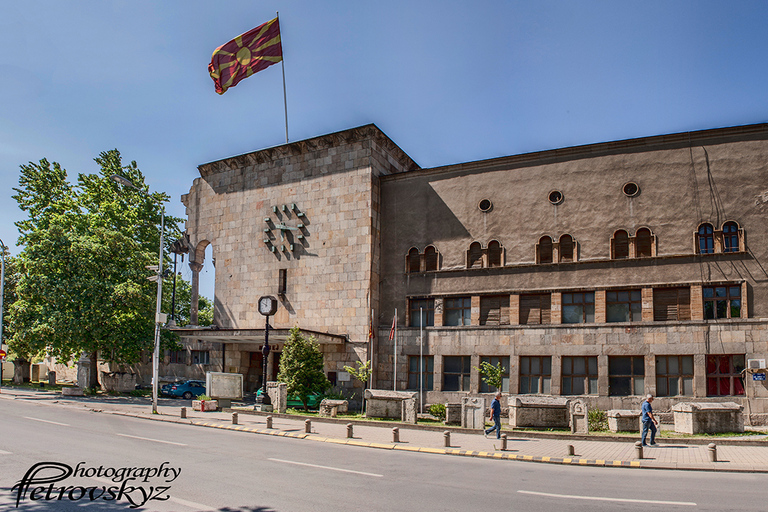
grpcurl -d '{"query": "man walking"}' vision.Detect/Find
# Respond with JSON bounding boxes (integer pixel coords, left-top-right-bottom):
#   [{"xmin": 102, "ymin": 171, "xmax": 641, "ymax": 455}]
[
  {"xmin": 484, "ymin": 391, "xmax": 502, "ymax": 439},
  {"xmin": 641, "ymin": 394, "xmax": 659, "ymax": 446}
]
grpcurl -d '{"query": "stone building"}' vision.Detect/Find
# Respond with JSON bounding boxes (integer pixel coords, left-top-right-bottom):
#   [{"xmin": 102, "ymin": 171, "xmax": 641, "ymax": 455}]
[{"xmin": 172, "ymin": 123, "xmax": 768, "ymax": 422}]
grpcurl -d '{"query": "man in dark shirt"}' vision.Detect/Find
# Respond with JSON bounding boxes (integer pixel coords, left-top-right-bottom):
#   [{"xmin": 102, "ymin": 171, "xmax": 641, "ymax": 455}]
[
  {"xmin": 484, "ymin": 392, "xmax": 502, "ymax": 439},
  {"xmin": 641, "ymin": 394, "xmax": 659, "ymax": 446}
]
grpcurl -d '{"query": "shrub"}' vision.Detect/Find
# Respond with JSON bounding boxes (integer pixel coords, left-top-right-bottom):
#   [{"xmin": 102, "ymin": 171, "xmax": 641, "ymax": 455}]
[
  {"xmin": 429, "ymin": 403, "xmax": 446, "ymax": 421},
  {"xmin": 588, "ymin": 408, "xmax": 608, "ymax": 431},
  {"xmin": 198, "ymin": 394, "xmax": 212, "ymax": 401}
]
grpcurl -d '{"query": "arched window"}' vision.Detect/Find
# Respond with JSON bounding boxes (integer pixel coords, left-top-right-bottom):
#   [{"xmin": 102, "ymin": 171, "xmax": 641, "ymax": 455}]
[
  {"xmin": 611, "ymin": 230, "xmax": 630, "ymax": 259},
  {"xmin": 723, "ymin": 222, "xmax": 740, "ymax": 253},
  {"xmin": 424, "ymin": 246, "xmax": 438, "ymax": 271},
  {"xmin": 488, "ymin": 240, "xmax": 502, "ymax": 268},
  {"xmin": 407, "ymin": 248, "xmax": 421, "ymax": 273},
  {"xmin": 468, "ymin": 242, "xmax": 483, "ymax": 268},
  {"xmin": 559, "ymin": 234, "xmax": 574, "ymax": 262},
  {"xmin": 697, "ymin": 224, "xmax": 714, "ymax": 254},
  {"xmin": 538, "ymin": 236, "xmax": 553, "ymax": 264},
  {"xmin": 635, "ymin": 228, "xmax": 653, "ymax": 258}
]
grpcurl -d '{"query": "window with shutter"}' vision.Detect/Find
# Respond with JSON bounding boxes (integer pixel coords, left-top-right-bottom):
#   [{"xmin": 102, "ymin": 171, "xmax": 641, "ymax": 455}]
[
  {"xmin": 480, "ymin": 295, "xmax": 510, "ymax": 325},
  {"xmin": 520, "ymin": 294, "xmax": 551, "ymax": 325},
  {"xmin": 612, "ymin": 230, "xmax": 629, "ymax": 259},
  {"xmin": 653, "ymin": 287, "xmax": 691, "ymax": 321}
]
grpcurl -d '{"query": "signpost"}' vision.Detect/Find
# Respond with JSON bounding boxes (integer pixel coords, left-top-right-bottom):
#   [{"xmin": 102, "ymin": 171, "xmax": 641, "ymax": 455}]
[{"xmin": 0, "ymin": 349, "xmax": 6, "ymax": 385}]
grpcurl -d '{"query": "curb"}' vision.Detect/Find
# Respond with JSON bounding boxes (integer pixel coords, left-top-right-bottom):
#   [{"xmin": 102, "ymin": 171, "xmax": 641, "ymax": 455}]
[{"xmin": 106, "ymin": 410, "xmax": 768, "ymax": 473}]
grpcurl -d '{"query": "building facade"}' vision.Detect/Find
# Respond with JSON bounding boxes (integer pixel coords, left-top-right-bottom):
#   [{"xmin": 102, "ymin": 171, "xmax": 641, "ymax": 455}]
[{"xmin": 174, "ymin": 123, "xmax": 768, "ymax": 421}]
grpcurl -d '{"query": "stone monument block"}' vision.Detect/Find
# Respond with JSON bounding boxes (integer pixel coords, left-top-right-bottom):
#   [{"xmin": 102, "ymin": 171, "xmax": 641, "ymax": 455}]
[
  {"xmin": 445, "ymin": 403, "xmax": 462, "ymax": 425},
  {"xmin": 672, "ymin": 402, "xmax": 744, "ymax": 434},
  {"xmin": 101, "ymin": 372, "xmax": 137, "ymax": 392},
  {"xmin": 365, "ymin": 389, "xmax": 417, "ymax": 421},
  {"xmin": 570, "ymin": 398, "xmax": 589, "ymax": 434},
  {"xmin": 461, "ymin": 396, "xmax": 486, "ymax": 429},
  {"xmin": 267, "ymin": 381, "xmax": 288, "ymax": 413},
  {"xmin": 607, "ymin": 409, "xmax": 641, "ymax": 432},
  {"xmin": 319, "ymin": 399, "xmax": 349, "ymax": 417},
  {"xmin": 206, "ymin": 372, "xmax": 243, "ymax": 400},
  {"xmin": 509, "ymin": 396, "xmax": 570, "ymax": 428}
]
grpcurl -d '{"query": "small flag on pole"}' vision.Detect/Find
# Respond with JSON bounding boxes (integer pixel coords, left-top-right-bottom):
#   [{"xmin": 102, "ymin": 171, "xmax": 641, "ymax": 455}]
[
  {"xmin": 208, "ymin": 17, "xmax": 283, "ymax": 95},
  {"xmin": 389, "ymin": 315, "xmax": 396, "ymax": 341}
]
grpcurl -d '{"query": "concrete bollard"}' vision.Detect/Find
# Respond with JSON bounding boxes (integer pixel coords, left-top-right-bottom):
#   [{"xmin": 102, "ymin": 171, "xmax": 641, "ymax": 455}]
[
  {"xmin": 635, "ymin": 441, "xmax": 644, "ymax": 459},
  {"xmin": 266, "ymin": 416, "xmax": 273, "ymax": 429},
  {"xmin": 444, "ymin": 431, "xmax": 451, "ymax": 447},
  {"xmin": 347, "ymin": 423, "xmax": 354, "ymax": 438},
  {"xmin": 567, "ymin": 444, "xmax": 575, "ymax": 456},
  {"xmin": 305, "ymin": 419, "xmax": 312, "ymax": 434},
  {"xmin": 501, "ymin": 433, "xmax": 507, "ymax": 451},
  {"xmin": 232, "ymin": 412, "xmax": 238, "ymax": 425},
  {"xmin": 392, "ymin": 427, "xmax": 400, "ymax": 443},
  {"xmin": 180, "ymin": 407, "xmax": 186, "ymax": 419},
  {"xmin": 708, "ymin": 443, "xmax": 717, "ymax": 462}
]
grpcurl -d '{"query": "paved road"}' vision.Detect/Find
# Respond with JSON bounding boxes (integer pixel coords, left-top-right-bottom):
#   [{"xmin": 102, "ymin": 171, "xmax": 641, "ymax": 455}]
[{"xmin": 1, "ymin": 398, "xmax": 765, "ymax": 511}]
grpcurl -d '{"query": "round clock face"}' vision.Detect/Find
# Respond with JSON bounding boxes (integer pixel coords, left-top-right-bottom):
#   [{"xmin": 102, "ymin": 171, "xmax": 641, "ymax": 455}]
[{"xmin": 258, "ymin": 296, "xmax": 277, "ymax": 316}]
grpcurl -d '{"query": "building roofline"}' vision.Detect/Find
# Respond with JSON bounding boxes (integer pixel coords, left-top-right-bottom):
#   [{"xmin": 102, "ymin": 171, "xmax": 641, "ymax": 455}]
[{"xmin": 382, "ymin": 122, "xmax": 768, "ymax": 181}]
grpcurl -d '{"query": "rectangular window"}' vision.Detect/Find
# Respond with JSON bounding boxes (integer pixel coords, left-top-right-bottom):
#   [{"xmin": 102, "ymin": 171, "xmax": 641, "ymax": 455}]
[
  {"xmin": 608, "ymin": 356, "xmax": 645, "ymax": 396},
  {"xmin": 409, "ymin": 298, "xmax": 435, "ymax": 327},
  {"xmin": 561, "ymin": 356, "xmax": 598, "ymax": 395},
  {"xmin": 191, "ymin": 350, "xmax": 210, "ymax": 365},
  {"xmin": 480, "ymin": 295, "xmax": 510, "ymax": 326},
  {"xmin": 656, "ymin": 355, "xmax": 694, "ymax": 396},
  {"xmin": 706, "ymin": 355, "xmax": 745, "ymax": 396},
  {"xmin": 168, "ymin": 350, "xmax": 186, "ymax": 364},
  {"xmin": 606, "ymin": 290, "xmax": 642, "ymax": 322},
  {"xmin": 703, "ymin": 285, "xmax": 741, "ymax": 319},
  {"xmin": 444, "ymin": 297, "xmax": 471, "ymax": 326},
  {"xmin": 407, "ymin": 355, "xmax": 434, "ymax": 391},
  {"xmin": 653, "ymin": 287, "xmax": 691, "ymax": 321},
  {"xmin": 443, "ymin": 356, "xmax": 471, "ymax": 391},
  {"xmin": 479, "ymin": 356, "xmax": 510, "ymax": 392},
  {"xmin": 519, "ymin": 356, "xmax": 551, "ymax": 394},
  {"xmin": 520, "ymin": 294, "xmax": 552, "ymax": 325},
  {"xmin": 562, "ymin": 292, "xmax": 595, "ymax": 324}
]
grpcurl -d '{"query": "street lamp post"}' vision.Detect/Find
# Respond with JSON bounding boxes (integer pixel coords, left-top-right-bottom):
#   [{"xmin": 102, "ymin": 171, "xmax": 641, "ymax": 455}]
[
  {"xmin": 0, "ymin": 238, "xmax": 6, "ymax": 384},
  {"xmin": 111, "ymin": 174, "xmax": 165, "ymax": 414}
]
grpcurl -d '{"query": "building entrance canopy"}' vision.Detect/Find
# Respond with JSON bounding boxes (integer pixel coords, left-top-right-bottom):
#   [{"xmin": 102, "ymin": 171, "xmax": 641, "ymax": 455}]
[{"xmin": 169, "ymin": 327, "xmax": 346, "ymax": 345}]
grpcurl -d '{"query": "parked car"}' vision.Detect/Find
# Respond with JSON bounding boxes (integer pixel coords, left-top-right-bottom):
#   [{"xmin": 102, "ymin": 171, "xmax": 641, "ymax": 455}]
[
  {"xmin": 161, "ymin": 380, "xmax": 206, "ymax": 399},
  {"xmin": 256, "ymin": 389, "xmax": 323, "ymax": 408}
]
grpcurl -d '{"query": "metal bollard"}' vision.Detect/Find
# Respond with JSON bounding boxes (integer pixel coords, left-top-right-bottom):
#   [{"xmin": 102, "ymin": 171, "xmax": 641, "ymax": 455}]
[
  {"xmin": 567, "ymin": 444, "xmax": 575, "ymax": 456},
  {"xmin": 347, "ymin": 423, "xmax": 354, "ymax": 438},
  {"xmin": 305, "ymin": 419, "xmax": 312, "ymax": 433},
  {"xmin": 635, "ymin": 441, "xmax": 644, "ymax": 459},
  {"xmin": 708, "ymin": 443, "xmax": 717, "ymax": 462},
  {"xmin": 232, "ymin": 412, "xmax": 238, "ymax": 425},
  {"xmin": 266, "ymin": 416, "xmax": 273, "ymax": 429},
  {"xmin": 392, "ymin": 427, "xmax": 400, "ymax": 443},
  {"xmin": 444, "ymin": 431, "xmax": 451, "ymax": 447},
  {"xmin": 180, "ymin": 407, "xmax": 187, "ymax": 419},
  {"xmin": 501, "ymin": 433, "xmax": 507, "ymax": 451}
]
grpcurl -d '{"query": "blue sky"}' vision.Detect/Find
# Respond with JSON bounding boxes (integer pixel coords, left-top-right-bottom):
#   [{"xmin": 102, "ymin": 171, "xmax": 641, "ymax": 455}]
[{"xmin": 2, "ymin": 1, "xmax": 768, "ymax": 300}]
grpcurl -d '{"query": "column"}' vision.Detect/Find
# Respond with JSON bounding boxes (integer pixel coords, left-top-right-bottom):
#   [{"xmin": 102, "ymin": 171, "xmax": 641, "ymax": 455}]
[{"xmin": 189, "ymin": 261, "xmax": 203, "ymax": 326}]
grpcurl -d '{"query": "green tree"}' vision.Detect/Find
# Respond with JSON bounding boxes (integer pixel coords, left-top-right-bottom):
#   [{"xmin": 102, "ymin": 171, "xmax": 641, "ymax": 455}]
[
  {"xmin": 277, "ymin": 326, "xmax": 330, "ymax": 410},
  {"xmin": 9, "ymin": 151, "xmax": 183, "ymax": 388},
  {"xmin": 475, "ymin": 360, "xmax": 504, "ymax": 392},
  {"xmin": 343, "ymin": 360, "xmax": 372, "ymax": 412}
]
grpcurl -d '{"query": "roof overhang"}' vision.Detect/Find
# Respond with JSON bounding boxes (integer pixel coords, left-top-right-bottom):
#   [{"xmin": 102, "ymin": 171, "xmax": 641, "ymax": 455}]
[{"xmin": 168, "ymin": 326, "xmax": 346, "ymax": 345}]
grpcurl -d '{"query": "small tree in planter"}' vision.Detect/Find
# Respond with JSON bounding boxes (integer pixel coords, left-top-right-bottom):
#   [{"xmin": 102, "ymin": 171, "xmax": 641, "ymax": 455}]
[
  {"xmin": 475, "ymin": 360, "xmax": 504, "ymax": 392},
  {"xmin": 343, "ymin": 360, "xmax": 372, "ymax": 413},
  {"xmin": 277, "ymin": 326, "xmax": 331, "ymax": 411}
]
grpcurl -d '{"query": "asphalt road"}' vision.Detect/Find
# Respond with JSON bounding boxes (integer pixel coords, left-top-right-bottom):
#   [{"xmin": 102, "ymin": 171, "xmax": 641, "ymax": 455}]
[{"xmin": 0, "ymin": 398, "xmax": 765, "ymax": 511}]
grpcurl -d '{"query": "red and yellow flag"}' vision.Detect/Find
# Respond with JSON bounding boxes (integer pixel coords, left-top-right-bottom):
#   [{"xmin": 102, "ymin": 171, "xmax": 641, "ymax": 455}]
[{"xmin": 208, "ymin": 17, "xmax": 282, "ymax": 95}]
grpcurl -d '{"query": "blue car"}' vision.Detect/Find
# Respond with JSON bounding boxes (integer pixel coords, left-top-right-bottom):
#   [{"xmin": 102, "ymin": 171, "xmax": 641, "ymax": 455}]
[{"xmin": 161, "ymin": 380, "xmax": 206, "ymax": 399}]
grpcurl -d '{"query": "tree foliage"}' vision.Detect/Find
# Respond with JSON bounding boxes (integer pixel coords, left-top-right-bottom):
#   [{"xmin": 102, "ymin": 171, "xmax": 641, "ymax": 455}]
[
  {"xmin": 8, "ymin": 150, "xmax": 184, "ymax": 371},
  {"xmin": 277, "ymin": 326, "xmax": 330, "ymax": 410},
  {"xmin": 343, "ymin": 360, "xmax": 372, "ymax": 386},
  {"xmin": 475, "ymin": 360, "xmax": 504, "ymax": 392}
]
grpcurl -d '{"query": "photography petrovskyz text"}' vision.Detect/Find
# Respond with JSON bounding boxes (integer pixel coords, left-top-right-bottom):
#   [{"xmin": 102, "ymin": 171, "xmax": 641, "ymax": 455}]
[{"xmin": 11, "ymin": 461, "xmax": 182, "ymax": 508}]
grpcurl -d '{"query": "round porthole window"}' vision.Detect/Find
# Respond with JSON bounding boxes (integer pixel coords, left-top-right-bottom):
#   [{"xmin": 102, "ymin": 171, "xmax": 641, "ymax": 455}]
[
  {"xmin": 548, "ymin": 190, "xmax": 564, "ymax": 205},
  {"xmin": 623, "ymin": 182, "xmax": 640, "ymax": 197},
  {"xmin": 478, "ymin": 199, "xmax": 493, "ymax": 212}
]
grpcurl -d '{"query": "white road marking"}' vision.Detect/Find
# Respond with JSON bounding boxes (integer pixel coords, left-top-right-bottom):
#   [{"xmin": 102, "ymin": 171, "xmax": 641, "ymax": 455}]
[
  {"xmin": 24, "ymin": 416, "xmax": 70, "ymax": 426},
  {"xmin": 116, "ymin": 433, "xmax": 188, "ymax": 446},
  {"xmin": 268, "ymin": 457, "xmax": 383, "ymax": 477},
  {"xmin": 518, "ymin": 490, "xmax": 696, "ymax": 506},
  {"xmin": 0, "ymin": 449, "xmax": 12, "ymax": 454}
]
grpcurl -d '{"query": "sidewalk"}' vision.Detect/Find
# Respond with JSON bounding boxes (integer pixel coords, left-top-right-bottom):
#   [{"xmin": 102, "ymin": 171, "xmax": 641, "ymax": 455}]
[{"xmin": 4, "ymin": 387, "xmax": 768, "ymax": 472}]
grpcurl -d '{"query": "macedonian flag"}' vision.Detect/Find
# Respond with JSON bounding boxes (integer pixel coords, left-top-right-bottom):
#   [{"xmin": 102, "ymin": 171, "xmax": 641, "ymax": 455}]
[{"xmin": 208, "ymin": 17, "xmax": 283, "ymax": 95}]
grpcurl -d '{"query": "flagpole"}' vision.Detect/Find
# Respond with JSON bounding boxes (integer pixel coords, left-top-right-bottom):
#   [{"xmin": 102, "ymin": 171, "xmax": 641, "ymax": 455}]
[
  {"xmin": 277, "ymin": 11, "xmax": 289, "ymax": 143},
  {"xmin": 393, "ymin": 309, "xmax": 397, "ymax": 391},
  {"xmin": 419, "ymin": 307, "xmax": 423, "ymax": 414}
]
